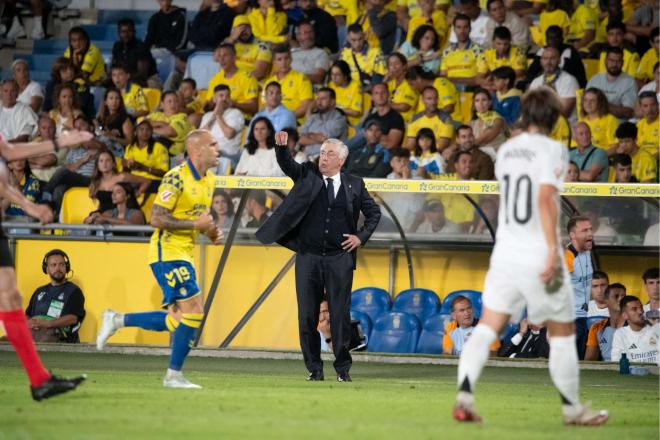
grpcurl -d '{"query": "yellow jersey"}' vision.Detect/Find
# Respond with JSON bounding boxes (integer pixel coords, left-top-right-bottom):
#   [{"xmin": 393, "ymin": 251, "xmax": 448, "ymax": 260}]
[
  {"xmin": 579, "ymin": 114, "xmax": 619, "ymax": 150},
  {"xmin": 339, "ymin": 46, "xmax": 387, "ymax": 84},
  {"xmin": 64, "ymin": 43, "xmax": 106, "ymax": 83},
  {"xmin": 148, "ymin": 160, "xmax": 216, "ymax": 264},
  {"xmin": 124, "ymin": 141, "xmax": 170, "ymax": 180},
  {"xmin": 608, "ymin": 148, "xmax": 657, "ymax": 182},
  {"xmin": 206, "ymin": 69, "xmax": 259, "ymax": 110},
  {"xmin": 406, "ymin": 110, "xmax": 454, "ymax": 141},
  {"xmin": 406, "ymin": 11, "xmax": 449, "ymax": 46},
  {"xmin": 637, "ymin": 116, "xmax": 659, "ymax": 157},
  {"xmin": 263, "ymin": 70, "xmax": 314, "ymax": 115},
  {"xmin": 247, "ymin": 7, "xmax": 287, "ymax": 44},
  {"xmin": 481, "ymin": 45, "xmax": 527, "ymax": 73},
  {"xmin": 322, "ymin": 0, "xmax": 362, "ymax": 24},
  {"xmin": 440, "ymin": 41, "xmax": 487, "ymax": 79},
  {"xmin": 398, "ymin": 0, "xmax": 421, "ymax": 18},
  {"xmin": 567, "ymin": 4, "xmax": 596, "ymax": 42},
  {"xmin": 121, "ymin": 82, "xmax": 149, "ymax": 116},
  {"xmin": 598, "ymin": 48, "xmax": 640, "ymax": 77},
  {"xmin": 329, "ymin": 80, "xmax": 364, "ymax": 126},
  {"xmin": 536, "ymin": 9, "xmax": 570, "ymax": 46},
  {"xmin": 387, "ymin": 78, "xmax": 419, "ymax": 121},
  {"xmin": 415, "ymin": 77, "xmax": 458, "ymax": 114},
  {"xmin": 637, "ymin": 47, "xmax": 658, "ymax": 81},
  {"xmin": 550, "ymin": 115, "xmax": 571, "ymax": 147},
  {"xmin": 146, "ymin": 112, "xmax": 193, "ymax": 156},
  {"xmin": 235, "ymin": 40, "xmax": 272, "ymax": 72}
]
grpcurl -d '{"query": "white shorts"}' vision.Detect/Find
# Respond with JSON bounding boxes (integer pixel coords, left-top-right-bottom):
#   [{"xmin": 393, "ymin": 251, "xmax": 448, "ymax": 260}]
[{"xmin": 482, "ymin": 262, "xmax": 575, "ymax": 325}]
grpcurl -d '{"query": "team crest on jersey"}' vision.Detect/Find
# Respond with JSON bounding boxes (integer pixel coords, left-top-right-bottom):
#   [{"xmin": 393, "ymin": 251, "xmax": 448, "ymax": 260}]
[{"xmin": 160, "ymin": 191, "xmax": 173, "ymax": 202}]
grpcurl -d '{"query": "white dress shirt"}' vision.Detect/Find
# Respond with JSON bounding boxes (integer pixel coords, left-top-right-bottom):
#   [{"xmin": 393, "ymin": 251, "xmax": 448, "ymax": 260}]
[{"xmin": 323, "ymin": 172, "xmax": 341, "ymax": 198}]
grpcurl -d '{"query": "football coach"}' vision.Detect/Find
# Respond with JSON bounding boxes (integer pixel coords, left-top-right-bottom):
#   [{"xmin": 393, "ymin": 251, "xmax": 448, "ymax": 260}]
[{"xmin": 256, "ymin": 132, "xmax": 381, "ymax": 382}]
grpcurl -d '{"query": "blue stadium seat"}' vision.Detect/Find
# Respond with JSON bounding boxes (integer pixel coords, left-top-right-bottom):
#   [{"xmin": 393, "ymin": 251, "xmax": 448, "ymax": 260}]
[
  {"xmin": 416, "ymin": 313, "xmax": 446, "ymax": 354},
  {"xmin": 440, "ymin": 290, "xmax": 483, "ymax": 317},
  {"xmin": 350, "ymin": 310, "xmax": 372, "ymax": 341},
  {"xmin": 351, "ymin": 287, "xmax": 391, "ymax": 322},
  {"xmin": 184, "ymin": 51, "xmax": 218, "ymax": 89},
  {"xmin": 500, "ymin": 323, "xmax": 520, "ymax": 345},
  {"xmin": 34, "ymin": 39, "xmax": 68, "ymax": 53},
  {"xmin": 97, "ymin": 10, "xmax": 154, "ymax": 25},
  {"xmin": 392, "ymin": 288, "xmax": 440, "ymax": 322},
  {"xmin": 152, "ymin": 49, "xmax": 176, "ymax": 83},
  {"xmin": 367, "ymin": 312, "xmax": 421, "ymax": 353},
  {"xmin": 587, "ymin": 316, "xmax": 608, "ymax": 330}
]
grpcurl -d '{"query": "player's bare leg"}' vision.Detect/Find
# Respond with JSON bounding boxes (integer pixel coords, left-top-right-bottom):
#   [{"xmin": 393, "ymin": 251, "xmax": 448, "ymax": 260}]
[
  {"xmin": 453, "ymin": 308, "xmax": 509, "ymax": 423},
  {"xmin": 546, "ymin": 320, "xmax": 609, "ymax": 426}
]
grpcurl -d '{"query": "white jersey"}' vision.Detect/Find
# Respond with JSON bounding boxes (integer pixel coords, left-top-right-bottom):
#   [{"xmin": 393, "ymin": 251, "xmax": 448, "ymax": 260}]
[
  {"xmin": 611, "ymin": 324, "xmax": 659, "ymax": 364},
  {"xmin": 491, "ymin": 133, "xmax": 568, "ymax": 268},
  {"xmin": 588, "ymin": 300, "xmax": 610, "ymax": 318}
]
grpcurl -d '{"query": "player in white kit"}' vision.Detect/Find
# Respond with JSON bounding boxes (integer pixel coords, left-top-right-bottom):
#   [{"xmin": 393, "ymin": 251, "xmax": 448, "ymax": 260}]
[{"xmin": 452, "ymin": 87, "xmax": 609, "ymax": 426}]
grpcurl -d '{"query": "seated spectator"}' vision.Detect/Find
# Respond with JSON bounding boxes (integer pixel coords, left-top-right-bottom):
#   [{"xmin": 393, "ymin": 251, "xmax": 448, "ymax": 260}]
[
  {"xmin": 291, "ymin": 21, "xmax": 331, "ymax": 85},
  {"xmin": 642, "ymin": 268, "xmax": 659, "ymax": 312},
  {"xmin": 398, "ymin": 24, "xmax": 442, "ymax": 75},
  {"xmin": 112, "ymin": 18, "xmax": 161, "ymax": 89},
  {"xmin": 339, "ymin": 24, "xmax": 387, "ymax": 90},
  {"xmin": 249, "ymin": 81, "xmax": 296, "ymax": 133},
  {"xmin": 587, "ymin": 47, "xmax": 638, "ymax": 120},
  {"xmin": 569, "ymin": 122, "xmax": 610, "ymax": 182},
  {"xmin": 245, "ymin": 190, "xmax": 272, "ymax": 227},
  {"xmin": 235, "ymin": 117, "xmax": 284, "ymax": 177},
  {"xmin": 183, "ymin": 0, "xmax": 238, "ymax": 55},
  {"xmin": 598, "ymin": 22, "xmax": 640, "ymax": 77},
  {"xmin": 12, "ymin": 59, "xmax": 43, "ymax": 114},
  {"xmin": 565, "ymin": 160, "xmax": 579, "ymax": 182},
  {"xmin": 612, "ymin": 122, "xmax": 657, "ymax": 182},
  {"xmin": 566, "ymin": 0, "xmax": 597, "ymax": 51},
  {"xmin": 85, "ymin": 182, "xmax": 146, "ymax": 228},
  {"xmin": 482, "ymin": 26, "xmax": 526, "ymax": 82},
  {"xmin": 529, "ymin": 46, "xmax": 579, "ymax": 122},
  {"xmin": 110, "ymin": 63, "xmax": 149, "ymax": 119},
  {"xmin": 222, "ymin": 14, "xmax": 272, "ymax": 81},
  {"xmin": 48, "ymin": 83, "xmax": 83, "ymax": 135},
  {"xmin": 526, "ymin": 26, "xmax": 587, "ymax": 88},
  {"xmin": 636, "ymin": 27, "xmax": 659, "ymax": 84},
  {"xmin": 144, "ymin": 0, "xmax": 188, "ymax": 56},
  {"xmin": 405, "ymin": 87, "xmax": 454, "ymax": 152},
  {"xmin": 588, "ymin": 271, "xmax": 610, "ymax": 317},
  {"xmin": 248, "ymin": 0, "xmax": 288, "ymax": 45},
  {"xmin": 470, "ymin": 88, "xmax": 506, "ymax": 160},
  {"xmin": 207, "ymin": 43, "xmax": 259, "ymax": 117},
  {"xmin": 347, "ymin": 83, "xmax": 405, "ymax": 151},
  {"xmin": 491, "ymin": 66, "xmax": 521, "ymax": 125},
  {"xmin": 409, "ymin": 128, "xmax": 446, "ymax": 178},
  {"xmin": 43, "ymin": 57, "xmax": 94, "ymax": 117},
  {"xmin": 498, "ymin": 319, "xmax": 549, "ymax": 358},
  {"xmin": 445, "ymin": 125, "xmax": 495, "ymax": 180},
  {"xmin": 585, "ymin": 283, "xmax": 627, "ymax": 361},
  {"xmin": 26, "ymin": 250, "xmax": 85, "ymax": 343},
  {"xmin": 3, "ymin": 159, "xmax": 41, "ymax": 223},
  {"xmin": 146, "ymin": 91, "xmax": 193, "ymax": 159},
  {"xmin": 297, "ymin": 0, "xmax": 339, "ymax": 53},
  {"xmin": 440, "ymin": 13, "xmax": 487, "ymax": 91},
  {"xmin": 379, "ymin": 148, "xmax": 426, "ymax": 229},
  {"xmin": 412, "ymin": 199, "xmax": 461, "ymax": 234},
  {"xmin": 534, "ymin": 0, "xmax": 570, "ymax": 48},
  {"xmin": 327, "ymin": 60, "xmax": 364, "ymax": 127},
  {"xmin": 263, "ymin": 44, "xmax": 314, "ymax": 121},
  {"xmin": 345, "ymin": 120, "xmax": 392, "ymax": 177},
  {"xmin": 88, "ymin": 150, "xmax": 149, "ymax": 214},
  {"xmin": 0, "ymin": 80, "xmax": 37, "ymax": 143},
  {"xmin": 211, "ymin": 189, "xmax": 235, "ymax": 229},
  {"xmin": 408, "ymin": 66, "xmax": 458, "ymax": 115},
  {"xmin": 611, "ymin": 295, "xmax": 659, "ymax": 364},
  {"xmin": 200, "ymin": 85, "xmax": 245, "ymax": 174},
  {"xmin": 96, "ymin": 88, "xmax": 134, "ymax": 157},
  {"xmin": 123, "ymin": 120, "xmax": 170, "ymax": 194},
  {"xmin": 403, "ymin": 0, "xmax": 449, "ymax": 45},
  {"xmin": 611, "ymin": 154, "xmax": 638, "ymax": 183},
  {"xmin": 29, "ymin": 115, "xmax": 66, "ymax": 185},
  {"xmin": 178, "ymin": 78, "xmax": 206, "ymax": 127},
  {"xmin": 483, "ymin": 0, "xmax": 530, "ymax": 51},
  {"xmin": 354, "ymin": 0, "xmax": 398, "ymax": 55},
  {"xmin": 299, "ymin": 88, "xmax": 348, "ymax": 157},
  {"xmin": 63, "ymin": 27, "xmax": 106, "ymax": 85},
  {"xmin": 578, "ymin": 88, "xmax": 619, "ymax": 153},
  {"xmin": 450, "ymin": 0, "xmax": 490, "ymax": 47},
  {"xmin": 636, "ymin": 92, "xmax": 659, "ymax": 159},
  {"xmin": 387, "ymin": 147, "xmax": 413, "ymax": 179},
  {"xmin": 443, "ymin": 295, "xmax": 500, "ymax": 355}
]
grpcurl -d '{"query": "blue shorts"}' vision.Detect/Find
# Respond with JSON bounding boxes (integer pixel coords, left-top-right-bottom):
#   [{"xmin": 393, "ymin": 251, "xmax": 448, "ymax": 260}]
[{"xmin": 150, "ymin": 260, "xmax": 200, "ymax": 308}]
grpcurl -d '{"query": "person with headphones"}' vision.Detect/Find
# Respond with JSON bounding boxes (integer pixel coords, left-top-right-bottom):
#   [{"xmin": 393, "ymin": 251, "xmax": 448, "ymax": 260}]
[{"xmin": 25, "ymin": 249, "xmax": 85, "ymax": 343}]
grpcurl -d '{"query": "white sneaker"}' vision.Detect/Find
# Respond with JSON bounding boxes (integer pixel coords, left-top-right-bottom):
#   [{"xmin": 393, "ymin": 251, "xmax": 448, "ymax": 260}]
[
  {"xmin": 563, "ymin": 404, "xmax": 609, "ymax": 426},
  {"xmin": 163, "ymin": 370, "xmax": 202, "ymax": 389},
  {"xmin": 31, "ymin": 22, "xmax": 45, "ymax": 40},
  {"xmin": 96, "ymin": 309, "xmax": 121, "ymax": 351},
  {"xmin": 6, "ymin": 17, "xmax": 26, "ymax": 40}
]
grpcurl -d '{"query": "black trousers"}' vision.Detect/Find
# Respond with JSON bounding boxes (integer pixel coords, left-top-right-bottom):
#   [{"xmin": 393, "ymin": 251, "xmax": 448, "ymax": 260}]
[{"xmin": 295, "ymin": 252, "xmax": 354, "ymax": 374}]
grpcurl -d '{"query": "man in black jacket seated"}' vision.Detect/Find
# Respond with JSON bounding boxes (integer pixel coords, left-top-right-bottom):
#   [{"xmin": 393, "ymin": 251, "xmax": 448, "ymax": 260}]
[{"xmin": 256, "ymin": 132, "xmax": 381, "ymax": 382}]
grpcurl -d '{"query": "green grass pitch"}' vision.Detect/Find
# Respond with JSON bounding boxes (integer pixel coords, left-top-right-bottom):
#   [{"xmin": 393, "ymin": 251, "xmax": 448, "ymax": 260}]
[{"xmin": 0, "ymin": 351, "xmax": 657, "ymax": 439}]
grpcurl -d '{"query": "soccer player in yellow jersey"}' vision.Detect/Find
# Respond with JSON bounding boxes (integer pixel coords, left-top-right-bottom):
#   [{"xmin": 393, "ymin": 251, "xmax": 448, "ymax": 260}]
[
  {"xmin": 97, "ymin": 130, "xmax": 223, "ymax": 389},
  {"xmin": 636, "ymin": 92, "xmax": 659, "ymax": 158},
  {"xmin": 263, "ymin": 44, "xmax": 314, "ymax": 120},
  {"xmin": 598, "ymin": 22, "xmax": 640, "ymax": 77},
  {"xmin": 440, "ymin": 14, "xmax": 487, "ymax": 91},
  {"xmin": 405, "ymin": 87, "xmax": 454, "ymax": 150},
  {"xmin": 206, "ymin": 44, "xmax": 259, "ymax": 116}
]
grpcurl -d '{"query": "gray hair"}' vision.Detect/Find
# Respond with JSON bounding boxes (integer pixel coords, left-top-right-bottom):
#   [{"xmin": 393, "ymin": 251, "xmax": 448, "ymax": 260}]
[{"xmin": 321, "ymin": 138, "xmax": 349, "ymax": 160}]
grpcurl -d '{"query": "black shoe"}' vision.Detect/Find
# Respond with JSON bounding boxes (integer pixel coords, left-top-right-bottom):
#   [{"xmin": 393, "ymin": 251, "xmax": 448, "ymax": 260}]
[
  {"xmin": 31, "ymin": 374, "xmax": 86, "ymax": 401},
  {"xmin": 337, "ymin": 372, "xmax": 352, "ymax": 382},
  {"xmin": 306, "ymin": 371, "xmax": 324, "ymax": 381}
]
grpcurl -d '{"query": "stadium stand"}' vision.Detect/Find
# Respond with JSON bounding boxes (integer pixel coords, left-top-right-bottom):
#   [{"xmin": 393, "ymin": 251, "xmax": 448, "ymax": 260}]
[
  {"xmin": 59, "ymin": 188, "xmax": 98, "ymax": 224},
  {"xmin": 416, "ymin": 313, "xmax": 447, "ymax": 354},
  {"xmin": 367, "ymin": 312, "xmax": 421, "ymax": 354},
  {"xmin": 350, "ymin": 287, "xmax": 391, "ymax": 323}
]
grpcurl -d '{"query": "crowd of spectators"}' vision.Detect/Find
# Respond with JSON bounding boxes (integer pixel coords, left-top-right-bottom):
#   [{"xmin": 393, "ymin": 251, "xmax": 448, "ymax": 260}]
[{"xmin": 0, "ymin": 0, "xmax": 658, "ymax": 237}]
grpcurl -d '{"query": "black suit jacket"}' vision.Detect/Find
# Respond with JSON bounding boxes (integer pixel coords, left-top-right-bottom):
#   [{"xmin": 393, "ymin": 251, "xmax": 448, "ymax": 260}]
[{"xmin": 256, "ymin": 146, "xmax": 381, "ymax": 268}]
